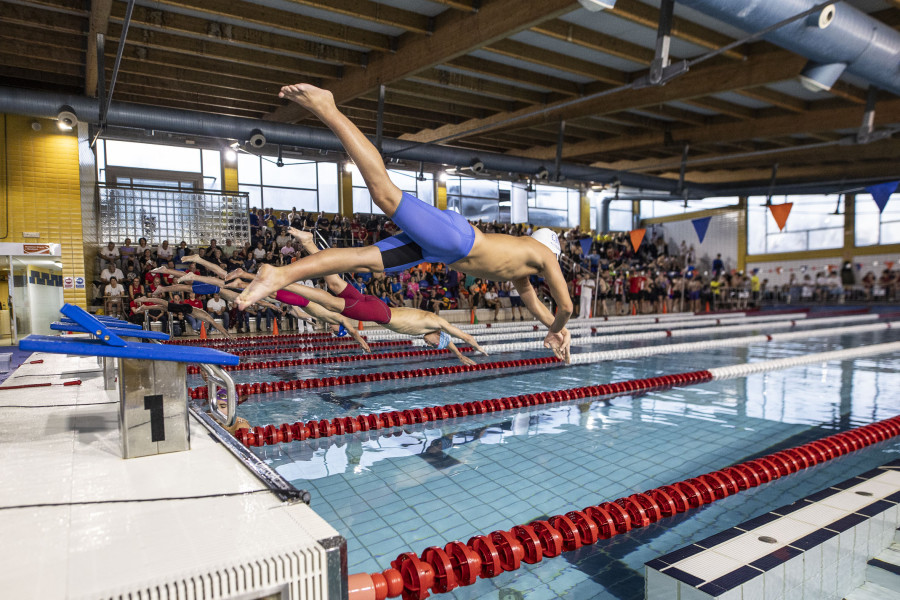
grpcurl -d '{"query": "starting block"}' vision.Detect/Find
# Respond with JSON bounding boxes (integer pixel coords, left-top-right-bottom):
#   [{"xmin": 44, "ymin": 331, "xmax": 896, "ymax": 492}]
[{"xmin": 21, "ymin": 304, "xmax": 239, "ymax": 459}]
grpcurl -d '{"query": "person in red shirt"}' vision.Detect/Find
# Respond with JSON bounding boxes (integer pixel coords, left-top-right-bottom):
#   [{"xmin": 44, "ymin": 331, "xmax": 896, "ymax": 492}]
[
  {"xmin": 628, "ymin": 271, "xmax": 645, "ymax": 315},
  {"xmin": 183, "ymin": 291, "xmax": 205, "ymax": 333}
]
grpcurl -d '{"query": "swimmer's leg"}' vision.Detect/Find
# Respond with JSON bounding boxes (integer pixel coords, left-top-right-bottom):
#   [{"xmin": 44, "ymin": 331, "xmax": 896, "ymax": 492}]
[
  {"xmin": 279, "ymin": 84, "xmax": 403, "ymax": 216},
  {"xmin": 282, "ymin": 283, "xmax": 347, "ymax": 314},
  {"xmin": 192, "ymin": 307, "xmax": 232, "ymax": 339},
  {"xmin": 236, "ymin": 246, "xmax": 382, "ymax": 310},
  {"xmin": 290, "ymin": 227, "xmax": 349, "ymax": 295}
]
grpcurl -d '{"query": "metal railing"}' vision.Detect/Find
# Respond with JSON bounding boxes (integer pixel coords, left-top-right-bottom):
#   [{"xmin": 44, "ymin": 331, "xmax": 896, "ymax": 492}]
[{"xmin": 98, "ymin": 184, "xmax": 250, "ymax": 247}]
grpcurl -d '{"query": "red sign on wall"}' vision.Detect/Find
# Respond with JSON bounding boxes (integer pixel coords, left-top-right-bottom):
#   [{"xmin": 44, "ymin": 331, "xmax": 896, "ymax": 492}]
[{"xmin": 23, "ymin": 244, "xmax": 51, "ymax": 255}]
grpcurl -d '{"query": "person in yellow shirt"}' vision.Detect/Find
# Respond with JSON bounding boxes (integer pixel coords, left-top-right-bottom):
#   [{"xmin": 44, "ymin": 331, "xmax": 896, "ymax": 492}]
[
  {"xmin": 709, "ymin": 277, "xmax": 721, "ymax": 311},
  {"xmin": 750, "ymin": 270, "xmax": 761, "ymax": 306}
]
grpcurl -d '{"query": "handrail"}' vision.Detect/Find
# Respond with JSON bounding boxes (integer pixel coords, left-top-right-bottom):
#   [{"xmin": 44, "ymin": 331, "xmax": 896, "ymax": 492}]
[{"xmin": 199, "ymin": 362, "xmax": 237, "ymax": 427}]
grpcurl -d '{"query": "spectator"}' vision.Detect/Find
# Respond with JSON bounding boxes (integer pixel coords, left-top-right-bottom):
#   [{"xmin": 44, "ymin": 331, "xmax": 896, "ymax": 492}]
[
  {"xmin": 184, "ymin": 291, "xmax": 204, "ymax": 333},
  {"xmin": 206, "ymin": 291, "xmax": 230, "ymax": 331},
  {"xmin": 104, "ymin": 276, "xmax": 126, "ymax": 317},
  {"xmin": 483, "ymin": 283, "xmax": 501, "ymax": 320},
  {"xmin": 99, "ymin": 241, "xmax": 120, "ymax": 268},
  {"xmin": 100, "ymin": 262, "xmax": 124, "ymax": 284},
  {"xmin": 156, "ymin": 240, "xmax": 174, "ymax": 263}
]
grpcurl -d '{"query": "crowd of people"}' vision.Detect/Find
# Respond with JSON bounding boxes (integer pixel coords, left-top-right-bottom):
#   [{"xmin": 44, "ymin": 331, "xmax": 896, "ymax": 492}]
[{"xmin": 94, "ymin": 216, "xmax": 900, "ymax": 335}]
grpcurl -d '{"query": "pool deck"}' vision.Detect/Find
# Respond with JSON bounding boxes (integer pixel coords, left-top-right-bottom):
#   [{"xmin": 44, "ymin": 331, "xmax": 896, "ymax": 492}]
[{"xmin": 0, "ymin": 351, "xmax": 343, "ymax": 600}]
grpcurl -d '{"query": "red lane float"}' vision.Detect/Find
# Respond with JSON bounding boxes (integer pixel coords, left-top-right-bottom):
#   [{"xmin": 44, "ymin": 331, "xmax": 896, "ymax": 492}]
[
  {"xmin": 232, "ymin": 370, "xmax": 714, "ymax": 448},
  {"xmin": 226, "ymin": 340, "xmax": 413, "ymax": 358},
  {"xmin": 347, "ymin": 414, "xmax": 900, "ymax": 600},
  {"xmin": 185, "ymin": 347, "xmax": 477, "ymax": 375},
  {"xmin": 191, "ymin": 356, "xmax": 561, "ymax": 401}
]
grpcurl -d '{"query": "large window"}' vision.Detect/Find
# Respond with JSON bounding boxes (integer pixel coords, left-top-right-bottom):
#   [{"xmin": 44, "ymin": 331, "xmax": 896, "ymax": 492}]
[
  {"xmin": 353, "ymin": 167, "xmax": 433, "ymax": 215},
  {"xmin": 640, "ymin": 197, "xmax": 739, "ymax": 219},
  {"xmin": 608, "ymin": 200, "xmax": 633, "ymax": 232},
  {"xmin": 98, "ymin": 140, "xmax": 221, "ymax": 191},
  {"xmin": 237, "ymin": 154, "xmax": 337, "ymax": 213},
  {"xmin": 444, "ymin": 176, "xmax": 579, "ymax": 228},
  {"xmin": 747, "ymin": 195, "xmax": 844, "ymax": 255},
  {"xmin": 855, "ymin": 193, "xmax": 900, "ymax": 246}
]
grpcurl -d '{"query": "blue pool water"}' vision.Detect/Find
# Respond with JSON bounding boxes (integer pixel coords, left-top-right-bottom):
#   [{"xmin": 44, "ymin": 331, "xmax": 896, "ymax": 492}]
[{"xmin": 213, "ymin": 327, "xmax": 900, "ymax": 600}]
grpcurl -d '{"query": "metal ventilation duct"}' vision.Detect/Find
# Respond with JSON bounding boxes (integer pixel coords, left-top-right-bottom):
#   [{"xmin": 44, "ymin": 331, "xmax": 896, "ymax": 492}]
[
  {"xmin": 0, "ymin": 87, "xmax": 705, "ymax": 195},
  {"xmin": 678, "ymin": 0, "xmax": 900, "ymax": 95}
]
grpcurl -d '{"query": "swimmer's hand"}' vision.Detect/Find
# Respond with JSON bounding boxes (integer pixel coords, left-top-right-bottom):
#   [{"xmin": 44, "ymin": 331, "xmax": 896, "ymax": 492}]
[
  {"xmin": 544, "ymin": 328, "xmax": 571, "ymax": 364},
  {"xmin": 459, "ymin": 355, "xmax": 476, "ymax": 366},
  {"xmin": 473, "ymin": 342, "xmax": 489, "ymax": 357},
  {"xmin": 360, "ymin": 340, "xmax": 371, "ymax": 353}
]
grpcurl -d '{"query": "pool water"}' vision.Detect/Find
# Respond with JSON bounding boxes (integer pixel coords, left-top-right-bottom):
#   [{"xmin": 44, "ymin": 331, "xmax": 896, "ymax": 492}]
[{"xmin": 215, "ymin": 328, "xmax": 900, "ymax": 600}]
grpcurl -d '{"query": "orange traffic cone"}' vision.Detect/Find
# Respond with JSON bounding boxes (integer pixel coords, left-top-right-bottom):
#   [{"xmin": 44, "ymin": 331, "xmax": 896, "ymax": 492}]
[
  {"xmin": 470, "ymin": 308, "xmax": 476, "ymax": 324},
  {"xmin": 200, "ymin": 321, "xmax": 207, "ymax": 340},
  {"xmin": 272, "ymin": 318, "xmax": 279, "ymax": 336},
  {"xmin": 663, "ymin": 302, "xmax": 667, "ymax": 314},
  {"xmin": 632, "ymin": 304, "xmax": 636, "ymax": 315},
  {"xmin": 358, "ymin": 320, "xmax": 364, "ymax": 331},
  {"xmin": 705, "ymin": 301, "xmax": 711, "ymax": 313}
]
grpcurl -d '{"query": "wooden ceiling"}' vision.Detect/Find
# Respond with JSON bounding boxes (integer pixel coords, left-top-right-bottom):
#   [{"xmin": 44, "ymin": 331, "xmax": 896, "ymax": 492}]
[{"xmin": 3, "ymin": 0, "xmax": 900, "ymax": 191}]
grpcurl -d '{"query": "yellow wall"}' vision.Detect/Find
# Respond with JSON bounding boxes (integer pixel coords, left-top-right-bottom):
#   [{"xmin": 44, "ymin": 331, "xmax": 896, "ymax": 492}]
[
  {"xmin": 223, "ymin": 160, "xmax": 238, "ymax": 193},
  {"xmin": 436, "ymin": 179, "xmax": 447, "ymax": 210},
  {"xmin": 338, "ymin": 168, "xmax": 353, "ymax": 217},
  {"xmin": 0, "ymin": 115, "xmax": 87, "ymax": 308}
]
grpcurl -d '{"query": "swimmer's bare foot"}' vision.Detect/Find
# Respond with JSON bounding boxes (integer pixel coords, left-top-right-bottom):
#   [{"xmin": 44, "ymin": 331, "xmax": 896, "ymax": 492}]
[
  {"xmin": 152, "ymin": 266, "xmax": 183, "ymax": 277},
  {"xmin": 236, "ymin": 264, "xmax": 282, "ymax": 310},
  {"xmin": 278, "ymin": 83, "xmax": 336, "ymax": 118},
  {"xmin": 177, "ymin": 272, "xmax": 197, "ymax": 283},
  {"xmin": 181, "ymin": 255, "xmax": 202, "ymax": 264}
]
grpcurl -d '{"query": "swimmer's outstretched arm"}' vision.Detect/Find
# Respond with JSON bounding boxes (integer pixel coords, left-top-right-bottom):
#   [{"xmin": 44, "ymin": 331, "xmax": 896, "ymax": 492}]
[
  {"xmin": 335, "ymin": 314, "xmax": 371, "ymax": 353},
  {"xmin": 433, "ymin": 319, "xmax": 488, "ymax": 357},
  {"xmin": 296, "ymin": 303, "xmax": 370, "ymax": 353},
  {"xmin": 446, "ymin": 341, "xmax": 476, "ymax": 366},
  {"xmin": 512, "ymin": 277, "xmax": 571, "ymax": 364},
  {"xmin": 181, "ymin": 254, "xmax": 227, "ymax": 279}
]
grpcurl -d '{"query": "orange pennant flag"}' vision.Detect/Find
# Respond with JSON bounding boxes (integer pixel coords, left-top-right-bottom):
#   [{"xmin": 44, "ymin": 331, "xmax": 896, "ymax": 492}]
[
  {"xmin": 768, "ymin": 202, "xmax": 793, "ymax": 231},
  {"xmin": 629, "ymin": 228, "xmax": 646, "ymax": 252}
]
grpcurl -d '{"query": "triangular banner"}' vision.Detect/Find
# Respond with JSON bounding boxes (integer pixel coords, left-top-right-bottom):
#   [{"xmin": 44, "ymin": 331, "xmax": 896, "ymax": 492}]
[
  {"xmin": 865, "ymin": 181, "xmax": 899, "ymax": 213},
  {"xmin": 629, "ymin": 228, "xmax": 646, "ymax": 252},
  {"xmin": 691, "ymin": 216, "xmax": 712, "ymax": 244},
  {"xmin": 769, "ymin": 203, "xmax": 793, "ymax": 231},
  {"xmin": 579, "ymin": 237, "xmax": 593, "ymax": 257}
]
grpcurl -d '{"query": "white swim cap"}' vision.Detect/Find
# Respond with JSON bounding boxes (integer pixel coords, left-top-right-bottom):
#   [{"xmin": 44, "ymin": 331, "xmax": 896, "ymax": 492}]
[{"xmin": 531, "ymin": 228, "xmax": 561, "ymax": 257}]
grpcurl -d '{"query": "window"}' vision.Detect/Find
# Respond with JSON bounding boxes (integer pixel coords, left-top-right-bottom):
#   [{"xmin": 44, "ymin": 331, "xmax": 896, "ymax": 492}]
[
  {"xmin": 640, "ymin": 197, "xmax": 739, "ymax": 219},
  {"xmin": 608, "ymin": 200, "xmax": 633, "ymax": 232},
  {"xmin": 352, "ymin": 168, "xmax": 434, "ymax": 215},
  {"xmin": 237, "ymin": 154, "xmax": 338, "ymax": 213},
  {"xmin": 855, "ymin": 193, "xmax": 900, "ymax": 246},
  {"xmin": 747, "ymin": 195, "xmax": 844, "ymax": 255}
]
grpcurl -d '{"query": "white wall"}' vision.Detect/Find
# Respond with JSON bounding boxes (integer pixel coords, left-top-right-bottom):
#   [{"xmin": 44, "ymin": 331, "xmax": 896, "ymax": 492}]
[
  {"xmin": 659, "ymin": 211, "xmax": 740, "ymax": 273},
  {"xmin": 747, "ymin": 252, "xmax": 900, "ymax": 287}
]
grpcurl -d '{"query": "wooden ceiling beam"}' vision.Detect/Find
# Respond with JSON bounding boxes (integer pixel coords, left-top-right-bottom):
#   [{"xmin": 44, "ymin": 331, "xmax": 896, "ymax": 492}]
[
  {"xmin": 113, "ymin": 83, "xmax": 277, "ymax": 114},
  {"xmin": 531, "ymin": 18, "xmax": 655, "ymax": 65},
  {"xmin": 683, "ymin": 97, "xmax": 756, "ymax": 120},
  {"xmin": 423, "ymin": 1, "xmax": 479, "ymax": 13},
  {"xmin": 0, "ymin": 54, "xmax": 82, "ymax": 79},
  {"xmin": 737, "ymin": 87, "xmax": 807, "ymax": 113},
  {"xmin": 86, "ymin": 0, "xmax": 113, "ymax": 97},
  {"xmin": 282, "ymin": 0, "xmax": 431, "ymax": 34},
  {"xmin": 445, "ymin": 55, "xmax": 582, "ymax": 96},
  {"xmin": 671, "ymin": 159, "xmax": 900, "ymax": 185},
  {"xmin": 105, "ymin": 23, "xmax": 342, "ymax": 79},
  {"xmin": 359, "ymin": 89, "xmax": 490, "ymax": 120},
  {"xmin": 609, "ymin": 0, "xmax": 745, "ymax": 61},
  {"xmin": 484, "ymin": 39, "xmax": 628, "ymax": 85},
  {"xmin": 575, "ymin": 99, "xmax": 900, "ymax": 160},
  {"xmin": 400, "ymin": 50, "xmax": 806, "ymax": 144},
  {"xmin": 112, "ymin": 47, "xmax": 324, "ymax": 91},
  {"xmin": 111, "ymin": 4, "xmax": 365, "ymax": 67},
  {"xmin": 108, "ymin": 72, "xmax": 280, "ymax": 110},
  {"xmin": 268, "ymin": 0, "xmax": 578, "ymax": 120},
  {"xmin": 0, "ymin": 3, "xmax": 85, "ymax": 35},
  {"xmin": 0, "ymin": 35, "xmax": 83, "ymax": 67},
  {"xmin": 137, "ymin": 0, "xmax": 391, "ymax": 51},
  {"xmin": 387, "ymin": 80, "xmax": 517, "ymax": 113},
  {"xmin": 411, "ymin": 68, "xmax": 557, "ymax": 104}
]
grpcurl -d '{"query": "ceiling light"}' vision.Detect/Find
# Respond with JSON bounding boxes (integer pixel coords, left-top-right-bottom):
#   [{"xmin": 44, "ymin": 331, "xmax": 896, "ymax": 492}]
[
  {"xmin": 56, "ymin": 106, "xmax": 76, "ymax": 130},
  {"xmin": 578, "ymin": 0, "xmax": 616, "ymax": 11},
  {"xmin": 225, "ymin": 149, "xmax": 237, "ymax": 162}
]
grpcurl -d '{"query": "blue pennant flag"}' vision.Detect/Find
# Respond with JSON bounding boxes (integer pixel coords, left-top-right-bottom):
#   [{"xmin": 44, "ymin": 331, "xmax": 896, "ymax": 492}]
[
  {"xmin": 580, "ymin": 237, "xmax": 593, "ymax": 257},
  {"xmin": 692, "ymin": 216, "xmax": 712, "ymax": 244},
  {"xmin": 865, "ymin": 181, "xmax": 899, "ymax": 213}
]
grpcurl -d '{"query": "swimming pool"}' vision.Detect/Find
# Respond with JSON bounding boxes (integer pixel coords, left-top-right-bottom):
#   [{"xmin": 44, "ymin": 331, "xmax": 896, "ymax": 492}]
[{"xmin": 199, "ymin": 325, "xmax": 900, "ymax": 599}]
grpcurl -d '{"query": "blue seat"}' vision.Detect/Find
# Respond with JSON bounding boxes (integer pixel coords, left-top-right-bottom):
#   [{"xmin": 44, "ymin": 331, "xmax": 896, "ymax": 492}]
[{"xmin": 20, "ymin": 304, "xmax": 238, "ymax": 366}]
